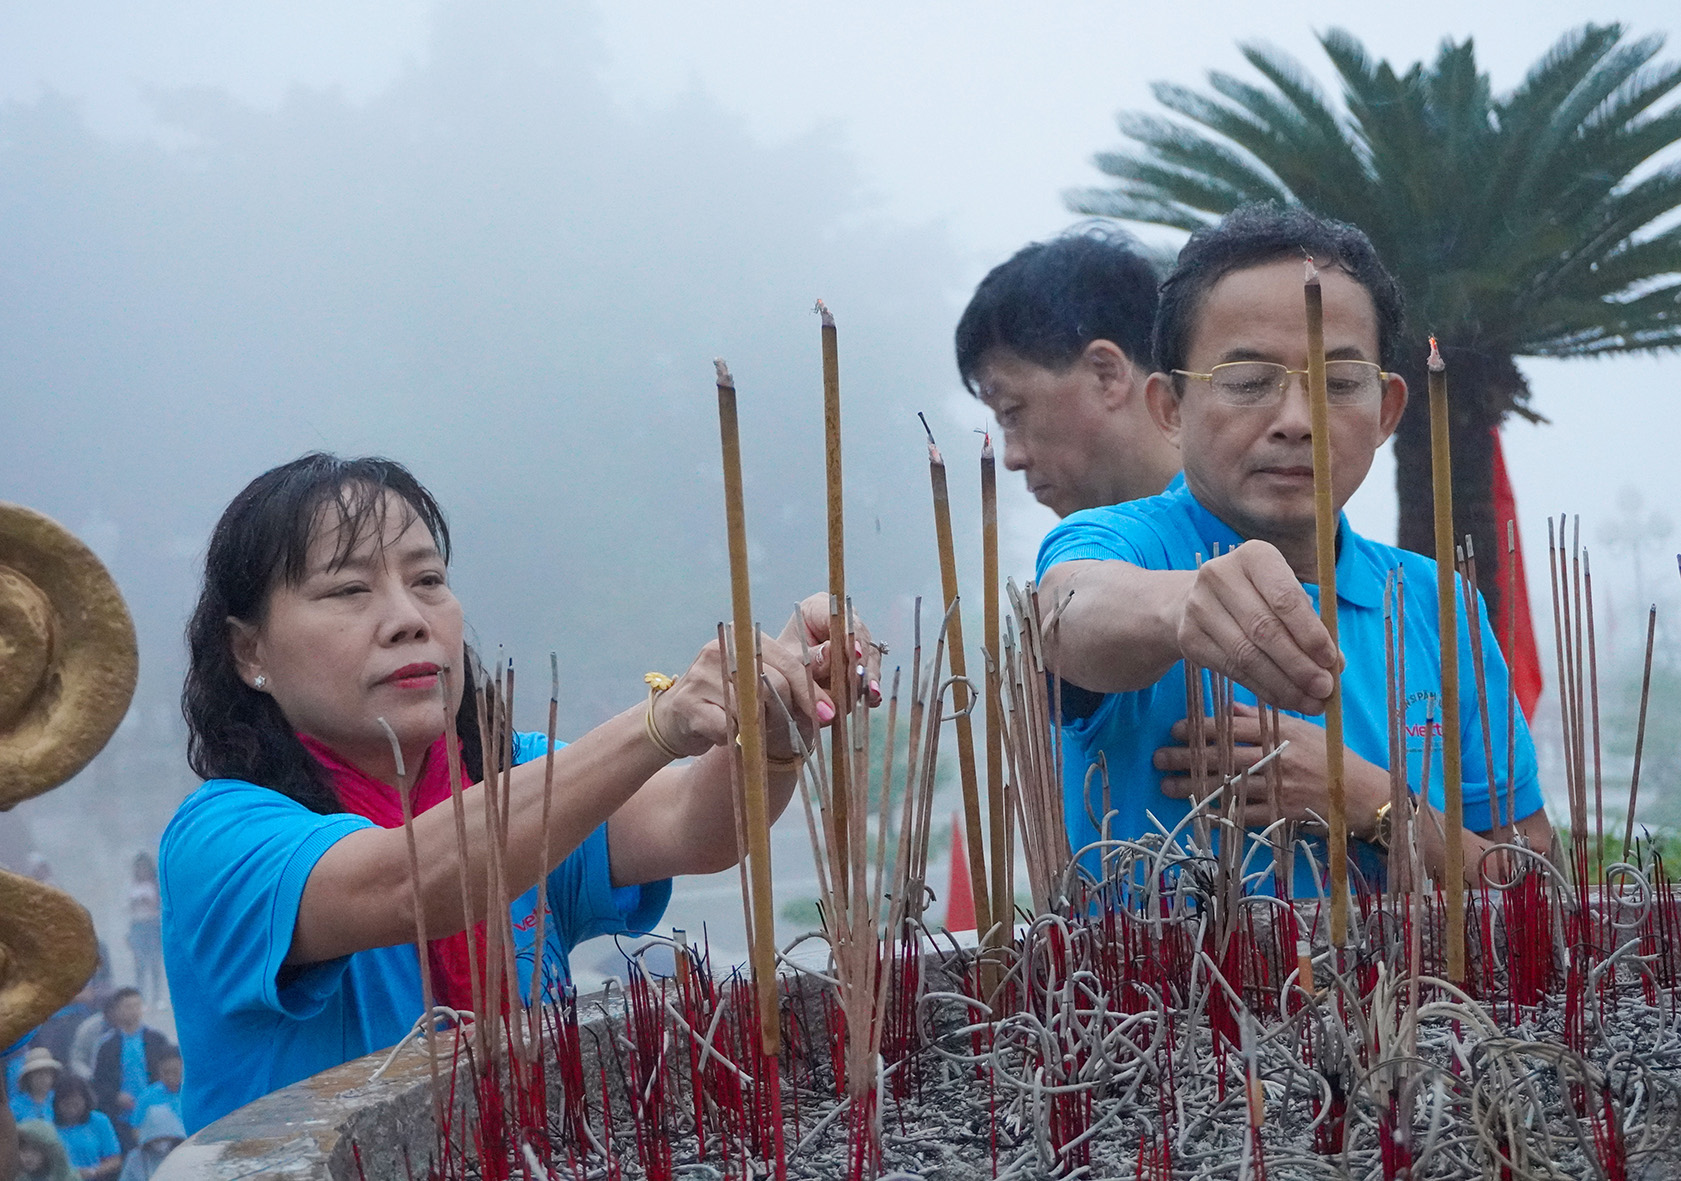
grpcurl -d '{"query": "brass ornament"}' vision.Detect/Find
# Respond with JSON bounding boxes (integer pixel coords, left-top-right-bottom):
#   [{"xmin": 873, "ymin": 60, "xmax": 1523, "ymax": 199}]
[
  {"xmin": 0, "ymin": 501, "xmax": 138, "ymax": 807},
  {"xmin": 0, "ymin": 501, "xmax": 136, "ymax": 1047}
]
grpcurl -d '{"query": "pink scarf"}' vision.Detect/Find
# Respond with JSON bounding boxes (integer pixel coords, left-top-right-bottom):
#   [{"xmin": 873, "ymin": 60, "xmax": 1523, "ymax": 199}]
[{"xmin": 298, "ymin": 733, "xmax": 487, "ymax": 1015}]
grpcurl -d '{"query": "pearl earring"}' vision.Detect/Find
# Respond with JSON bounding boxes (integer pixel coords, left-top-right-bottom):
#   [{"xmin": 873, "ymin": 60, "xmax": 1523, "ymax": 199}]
[{"xmin": 253, "ymin": 675, "xmax": 267, "ymax": 690}]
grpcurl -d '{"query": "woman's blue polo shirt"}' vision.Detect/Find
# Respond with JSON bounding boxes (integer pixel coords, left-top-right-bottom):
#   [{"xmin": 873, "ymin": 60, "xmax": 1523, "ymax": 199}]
[
  {"xmin": 160, "ymin": 733, "xmax": 670, "ymax": 1133},
  {"xmin": 1036, "ymin": 475, "xmax": 1544, "ymax": 895}
]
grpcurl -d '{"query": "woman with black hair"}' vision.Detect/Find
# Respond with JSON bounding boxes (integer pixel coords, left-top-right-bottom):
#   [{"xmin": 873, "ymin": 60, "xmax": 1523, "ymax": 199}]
[
  {"xmin": 161, "ymin": 453, "xmax": 876, "ymax": 1133},
  {"xmin": 49, "ymin": 1081, "xmax": 118, "ymax": 1181}
]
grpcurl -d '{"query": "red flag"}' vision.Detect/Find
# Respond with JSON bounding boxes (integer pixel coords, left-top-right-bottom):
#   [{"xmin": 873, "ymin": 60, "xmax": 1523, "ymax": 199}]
[
  {"xmin": 1491, "ymin": 428, "xmax": 1543, "ymax": 719},
  {"xmin": 945, "ymin": 811, "xmax": 975, "ymax": 932}
]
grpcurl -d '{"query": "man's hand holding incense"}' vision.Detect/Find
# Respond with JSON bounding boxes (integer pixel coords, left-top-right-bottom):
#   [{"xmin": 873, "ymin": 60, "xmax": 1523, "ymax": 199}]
[
  {"xmin": 1176, "ymin": 541, "xmax": 1340, "ymax": 716},
  {"xmin": 1154, "ymin": 705, "xmax": 1386, "ymax": 840}
]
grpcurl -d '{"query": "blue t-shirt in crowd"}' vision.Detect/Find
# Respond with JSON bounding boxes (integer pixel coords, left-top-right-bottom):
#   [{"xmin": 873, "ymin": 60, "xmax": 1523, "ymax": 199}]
[
  {"xmin": 130, "ymin": 1081, "xmax": 182, "ymax": 1126},
  {"xmin": 9, "ymin": 1092, "xmax": 53, "ymax": 1123},
  {"xmin": 160, "ymin": 732, "xmax": 671, "ymax": 1134},
  {"xmin": 1036, "ymin": 475, "xmax": 1545, "ymax": 895},
  {"xmin": 117, "ymin": 1032, "xmax": 149, "ymax": 1122},
  {"xmin": 58, "ymin": 1112, "xmax": 122, "ymax": 1169}
]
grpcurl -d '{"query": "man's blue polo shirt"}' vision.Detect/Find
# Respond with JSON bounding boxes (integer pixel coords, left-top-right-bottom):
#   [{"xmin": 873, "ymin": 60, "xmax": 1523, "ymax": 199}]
[
  {"xmin": 1036, "ymin": 475, "xmax": 1544, "ymax": 895},
  {"xmin": 160, "ymin": 732, "xmax": 671, "ymax": 1134}
]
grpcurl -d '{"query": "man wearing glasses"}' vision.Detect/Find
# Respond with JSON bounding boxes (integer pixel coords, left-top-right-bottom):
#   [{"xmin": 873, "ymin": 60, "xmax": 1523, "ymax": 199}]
[{"xmin": 1036, "ymin": 203, "xmax": 1552, "ymax": 895}]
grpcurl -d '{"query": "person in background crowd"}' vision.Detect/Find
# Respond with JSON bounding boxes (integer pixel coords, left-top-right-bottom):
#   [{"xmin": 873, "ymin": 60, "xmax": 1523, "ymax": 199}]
[
  {"xmin": 125, "ymin": 859, "xmax": 163, "ymax": 1011},
  {"xmin": 9, "ymin": 1053, "xmax": 59, "ymax": 1124},
  {"xmin": 113, "ymin": 1110, "xmax": 181, "ymax": 1181},
  {"xmin": 14, "ymin": 1121, "xmax": 77, "ymax": 1181},
  {"xmin": 88, "ymin": 994, "xmax": 168, "ymax": 1150},
  {"xmin": 30, "ymin": 990, "xmax": 99, "ymax": 1073},
  {"xmin": 49, "ymin": 1080, "xmax": 118, "ymax": 1181},
  {"xmin": 124, "ymin": 1056, "xmax": 178, "ymax": 1130},
  {"xmin": 955, "ymin": 225, "xmax": 1179, "ymax": 519}
]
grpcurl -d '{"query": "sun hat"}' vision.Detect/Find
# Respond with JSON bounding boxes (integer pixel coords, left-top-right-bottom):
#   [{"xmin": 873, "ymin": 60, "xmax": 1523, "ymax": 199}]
[
  {"xmin": 0, "ymin": 501, "xmax": 138, "ymax": 807},
  {"xmin": 17, "ymin": 1046, "xmax": 63, "ymax": 1081}
]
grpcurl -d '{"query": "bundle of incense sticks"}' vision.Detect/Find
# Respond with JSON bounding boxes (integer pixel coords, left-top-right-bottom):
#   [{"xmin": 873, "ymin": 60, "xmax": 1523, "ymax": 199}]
[
  {"xmin": 1546, "ymin": 515, "xmax": 1662, "ymax": 878},
  {"xmin": 788, "ymin": 597, "xmax": 948, "ymax": 1111},
  {"xmin": 992, "ymin": 579, "xmax": 1072, "ymax": 913}
]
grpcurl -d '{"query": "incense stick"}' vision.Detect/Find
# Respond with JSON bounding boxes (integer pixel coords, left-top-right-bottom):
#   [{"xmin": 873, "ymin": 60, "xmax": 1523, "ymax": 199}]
[
  {"xmin": 817, "ymin": 301, "xmax": 853, "ymax": 897},
  {"xmin": 1584, "ymin": 549, "xmax": 1603, "ymax": 870},
  {"xmin": 376, "ymin": 716, "xmax": 443, "ymax": 1123},
  {"xmin": 1304, "ymin": 261, "xmax": 1349, "ymax": 945},
  {"xmin": 1623, "ymin": 606, "xmax": 1657, "ymax": 861},
  {"xmin": 918, "ymin": 414, "xmax": 993, "ymax": 949},
  {"xmin": 1426, "ymin": 337, "xmax": 1466, "ymax": 980},
  {"xmin": 713, "ymin": 358, "xmax": 780, "ymax": 1056},
  {"xmin": 1458, "ymin": 539, "xmax": 1499, "ymax": 835},
  {"xmin": 1504, "ymin": 520, "xmax": 1518, "ymax": 832},
  {"xmin": 981, "ymin": 433, "xmax": 1008, "ymax": 941},
  {"xmin": 524, "ymin": 653, "xmax": 560, "ymax": 1035},
  {"xmin": 437, "ymin": 673, "xmax": 485, "ymax": 1058}
]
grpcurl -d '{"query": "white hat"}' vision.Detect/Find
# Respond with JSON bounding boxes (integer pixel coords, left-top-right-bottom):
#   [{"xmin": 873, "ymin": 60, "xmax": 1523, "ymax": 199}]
[{"xmin": 17, "ymin": 1046, "xmax": 63, "ymax": 1080}]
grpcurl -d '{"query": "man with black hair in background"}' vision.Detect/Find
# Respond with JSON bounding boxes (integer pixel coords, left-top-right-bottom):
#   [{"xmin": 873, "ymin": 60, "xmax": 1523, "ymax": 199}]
[
  {"xmin": 955, "ymin": 226, "xmax": 1179, "ymax": 519},
  {"xmin": 1036, "ymin": 203, "xmax": 1552, "ymax": 893}
]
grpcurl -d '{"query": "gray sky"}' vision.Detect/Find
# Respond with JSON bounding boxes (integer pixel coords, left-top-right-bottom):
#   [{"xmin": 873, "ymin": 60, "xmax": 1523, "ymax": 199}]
[{"xmin": 4, "ymin": 0, "xmax": 1674, "ymax": 589}]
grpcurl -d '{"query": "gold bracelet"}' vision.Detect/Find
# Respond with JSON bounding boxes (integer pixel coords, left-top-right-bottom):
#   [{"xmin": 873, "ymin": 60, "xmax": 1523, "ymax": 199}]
[
  {"xmin": 643, "ymin": 672, "xmax": 684, "ymax": 761},
  {"xmin": 765, "ymin": 752, "xmax": 806, "ymax": 774}
]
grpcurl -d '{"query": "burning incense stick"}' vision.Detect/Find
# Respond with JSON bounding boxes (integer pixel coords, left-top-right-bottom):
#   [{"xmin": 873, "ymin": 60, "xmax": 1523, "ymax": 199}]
[
  {"xmin": 1304, "ymin": 260, "xmax": 1349, "ymax": 945},
  {"xmin": 1426, "ymin": 337, "xmax": 1466, "ymax": 980},
  {"xmin": 981, "ymin": 433, "xmax": 1008, "ymax": 934},
  {"xmin": 713, "ymin": 358, "xmax": 780, "ymax": 1056},
  {"xmin": 918, "ymin": 414, "xmax": 993, "ymax": 947},
  {"xmin": 1623, "ymin": 606, "xmax": 1657, "ymax": 861},
  {"xmin": 816, "ymin": 300, "xmax": 853, "ymax": 894}
]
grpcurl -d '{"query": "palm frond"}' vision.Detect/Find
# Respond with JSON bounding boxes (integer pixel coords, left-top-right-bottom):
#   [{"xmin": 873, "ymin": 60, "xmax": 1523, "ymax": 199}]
[{"xmin": 1069, "ymin": 20, "xmax": 1681, "ymax": 368}]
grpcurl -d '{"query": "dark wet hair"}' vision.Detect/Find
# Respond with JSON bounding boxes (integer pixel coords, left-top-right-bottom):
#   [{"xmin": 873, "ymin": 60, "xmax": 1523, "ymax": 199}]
[
  {"xmin": 52, "ymin": 1076, "xmax": 95, "ymax": 1126},
  {"xmin": 183, "ymin": 453, "xmax": 488, "ymax": 815},
  {"xmin": 955, "ymin": 223, "xmax": 1159, "ymax": 393},
  {"xmin": 1154, "ymin": 203, "xmax": 1406, "ymax": 377}
]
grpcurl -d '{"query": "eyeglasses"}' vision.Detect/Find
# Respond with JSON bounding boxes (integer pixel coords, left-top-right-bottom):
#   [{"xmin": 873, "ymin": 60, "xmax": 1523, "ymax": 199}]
[{"xmin": 1172, "ymin": 360, "xmax": 1388, "ymax": 408}]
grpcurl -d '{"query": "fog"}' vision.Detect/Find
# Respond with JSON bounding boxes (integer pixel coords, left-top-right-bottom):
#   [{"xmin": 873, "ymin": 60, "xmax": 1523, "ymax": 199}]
[
  {"xmin": 3, "ymin": 0, "xmax": 1678, "ymax": 985},
  {"xmin": 1, "ymin": 2, "xmax": 981, "ymax": 979}
]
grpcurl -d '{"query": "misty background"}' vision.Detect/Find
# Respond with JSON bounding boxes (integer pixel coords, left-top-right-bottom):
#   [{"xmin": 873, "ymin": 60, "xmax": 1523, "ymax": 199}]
[{"xmin": 3, "ymin": 0, "xmax": 1678, "ymax": 992}]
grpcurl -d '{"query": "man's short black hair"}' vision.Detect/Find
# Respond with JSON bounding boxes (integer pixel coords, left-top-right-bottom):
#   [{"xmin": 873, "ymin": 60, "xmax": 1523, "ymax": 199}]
[
  {"xmin": 1153, "ymin": 203, "xmax": 1407, "ymax": 376},
  {"xmin": 103, "ymin": 986, "xmax": 141, "ymax": 1019},
  {"xmin": 955, "ymin": 223, "xmax": 1159, "ymax": 394}
]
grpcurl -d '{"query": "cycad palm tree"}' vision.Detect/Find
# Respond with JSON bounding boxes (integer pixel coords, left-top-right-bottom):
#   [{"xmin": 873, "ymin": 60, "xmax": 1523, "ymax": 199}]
[{"xmin": 1070, "ymin": 24, "xmax": 1681, "ymax": 622}]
